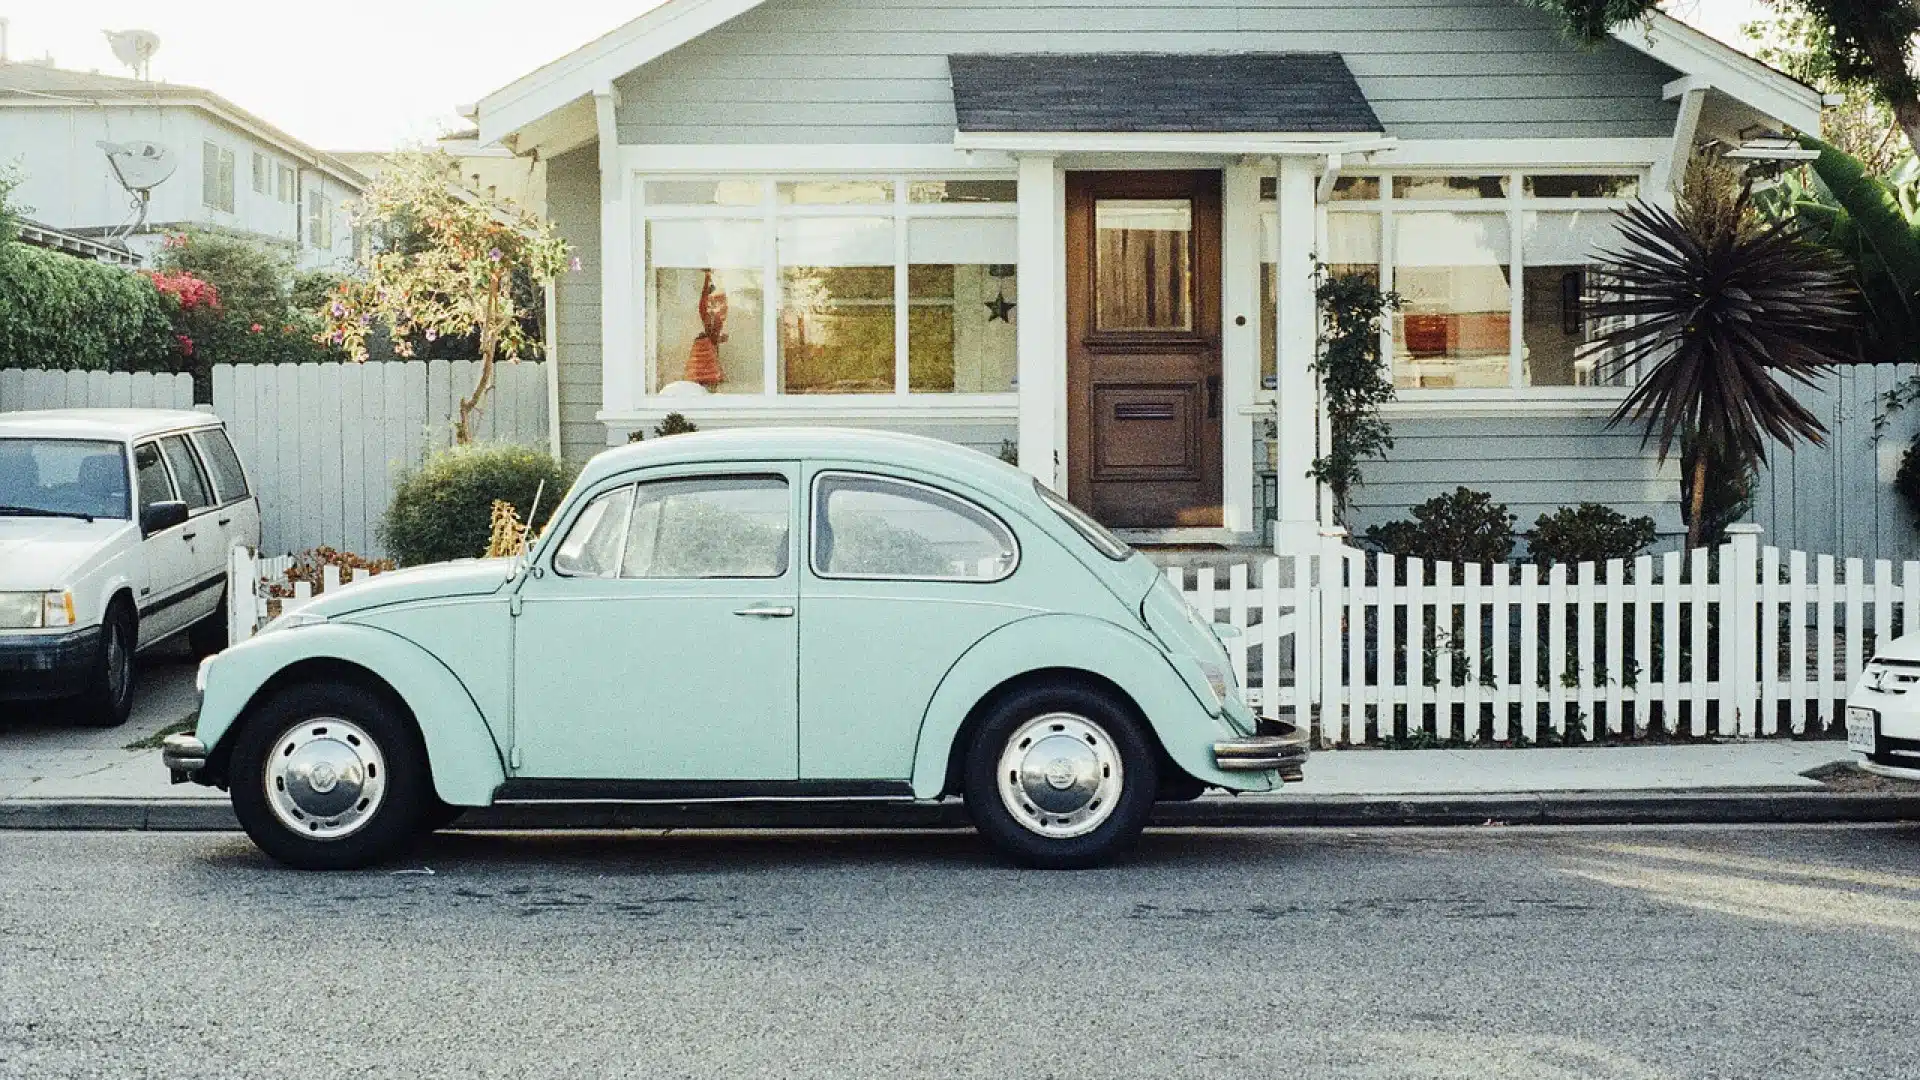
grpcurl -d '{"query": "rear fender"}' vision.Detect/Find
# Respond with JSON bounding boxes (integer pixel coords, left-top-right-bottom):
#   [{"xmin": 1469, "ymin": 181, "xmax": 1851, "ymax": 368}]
[
  {"xmin": 195, "ymin": 622, "xmax": 506, "ymax": 806},
  {"xmin": 909, "ymin": 614, "xmax": 1273, "ymax": 799}
]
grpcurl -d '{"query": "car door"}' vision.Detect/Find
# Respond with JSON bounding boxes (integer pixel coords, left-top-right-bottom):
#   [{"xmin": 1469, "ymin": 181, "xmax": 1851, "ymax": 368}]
[
  {"xmin": 130, "ymin": 440, "xmax": 194, "ymax": 645},
  {"xmin": 511, "ymin": 465, "xmax": 801, "ymax": 782},
  {"xmin": 156, "ymin": 433, "xmax": 225, "ymax": 627},
  {"xmin": 798, "ymin": 467, "xmax": 1029, "ymax": 781},
  {"xmin": 189, "ymin": 426, "xmax": 261, "ymax": 557}
]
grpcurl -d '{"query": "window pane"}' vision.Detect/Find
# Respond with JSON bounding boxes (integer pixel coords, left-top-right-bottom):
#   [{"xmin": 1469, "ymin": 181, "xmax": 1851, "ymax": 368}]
[
  {"xmin": 1522, "ymin": 210, "xmax": 1629, "ymax": 387},
  {"xmin": 814, "ymin": 474, "xmax": 1017, "ymax": 580},
  {"xmin": 778, "ymin": 180, "xmax": 894, "ymax": 205},
  {"xmin": 133, "ymin": 442, "xmax": 176, "ymax": 514},
  {"xmin": 553, "ymin": 486, "xmax": 635, "ymax": 578},
  {"xmin": 907, "ymin": 217, "xmax": 1017, "ymax": 393},
  {"xmin": 650, "ymin": 220, "xmax": 767, "ymax": 394},
  {"xmin": 1392, "ymin": 212, "xmax": 1512, "ymax": 389},
  {"xmin": 1261, "ymin": 212, "xmax": 1379, "ymax": 390},
  {"xmin": 1393, "ymin": 175, "xmax": 1508, "ymax": 201},
  {"xmin": 1328, "ymin": 175, "xmax": 1381, "ymax": 202},
  {"xmin": 1525, "ymin": 174, "xmax": 1639, "ymax": 199},
  {"xmin": 159, "ymin": 436, "xmax": 212, "ymax": 511},
  {"xmin": 623, "ymin": 477, "xmax": 789, "ymax": 579},
  {"xmin": 1095, "ymin": 199, "xmax": 1193, "ymax": 332},
  {"xmin": 646, "ymin": 180, "xmax": 764, "ymax": 206},
  {"xmin": 191, "ymin": 430, "xmax": 249, "ymax": 502},
  {"xmin": 908, "ymin": 180, "xmax": 1018, "ymax": 204},
  {"xmin": 0, "ymin": 439, "xmax": 129, "ymax": 520},
  {"xmin": 779, "ymin": 216, "xmax": 895, "ymax": 394}
]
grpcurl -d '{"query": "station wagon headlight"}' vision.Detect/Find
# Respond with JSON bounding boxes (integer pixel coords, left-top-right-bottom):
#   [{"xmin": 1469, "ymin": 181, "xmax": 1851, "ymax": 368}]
[{"xmin": 0, "ymin": 591, "xmax": 74, "ymax": 629}]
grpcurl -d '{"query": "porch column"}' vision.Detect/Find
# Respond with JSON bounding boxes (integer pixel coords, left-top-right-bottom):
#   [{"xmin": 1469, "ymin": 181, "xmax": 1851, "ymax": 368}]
[
  {"xmin": 1271, "ymin": 155, "xmax": 1322, "ymax": 553},
  {"xmin": 1219, "ymin": 162, "xmax": 1262, "ymax": 536},
  {"xmin": 595, "ymin": 84, "xmax": 638, "ymax": 417},
  {"xmin": 1016, "ymin": 154, "xmax": 1065, "ymax": 490}
]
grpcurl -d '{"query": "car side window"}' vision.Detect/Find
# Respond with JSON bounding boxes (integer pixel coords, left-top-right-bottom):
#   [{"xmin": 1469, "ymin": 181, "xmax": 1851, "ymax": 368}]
[
  {"xmin": 552, "ymin": 485, "xmax": 635, "ymax": 578},
  {"xmin": 133, "ymin": 442, "xmax": 176, "ymax": 516},
  {"xmin": 190, "ymin": 429, "xmax": 249, "ymax": 503},
  {"xmin": 621, "ymin": 476, "xmax": 789, "ymax": 580},
  {"xmin": 812, "ymin": 473, "xmax": 1018, "ymax": 582},
  {"xmin": 159, "ymin": 435, "xmax": 213, "ymax": 511}
]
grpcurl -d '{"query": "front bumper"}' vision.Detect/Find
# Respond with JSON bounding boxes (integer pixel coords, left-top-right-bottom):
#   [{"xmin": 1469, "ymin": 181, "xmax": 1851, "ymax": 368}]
[
  {"xmin": 1213, "ymin": 718, "xmax": 1309, "ymax": 781},
  {"xmin": 0, "ymin": 625, "xmax": 102, "ymax": 700},
  {"xmin": 161, "ymin": 733, "xmax": 209, "ymax": 785}
]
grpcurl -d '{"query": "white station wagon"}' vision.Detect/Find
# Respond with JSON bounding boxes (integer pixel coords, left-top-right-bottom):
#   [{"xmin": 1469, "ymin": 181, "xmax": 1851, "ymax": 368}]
[{"xmin": 0, "ymin": 409, "xmax": 259, "ymax": 726}]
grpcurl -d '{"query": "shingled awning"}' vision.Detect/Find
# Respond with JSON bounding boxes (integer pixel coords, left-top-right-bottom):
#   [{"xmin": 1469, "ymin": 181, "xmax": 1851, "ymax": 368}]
[{"xmin": 948, "ymin": 53, "xmax": 1382, "ymax": 135}]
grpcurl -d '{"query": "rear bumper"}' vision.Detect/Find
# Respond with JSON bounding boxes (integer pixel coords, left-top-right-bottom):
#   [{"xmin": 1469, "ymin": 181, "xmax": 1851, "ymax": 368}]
[
  {"xmin": 0, "ymin": 625, "xmax": 101, "ymax": 700},
  {"xmin": 1213, "ymin": 718, "xmax": 1309, "ymax": 781}
]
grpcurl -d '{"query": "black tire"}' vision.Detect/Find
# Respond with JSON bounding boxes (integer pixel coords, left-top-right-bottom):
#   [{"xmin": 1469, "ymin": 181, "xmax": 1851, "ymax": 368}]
[
  {"xmin": 229, "ymin": 681, "xmax": 429, "ymax": 871},
  {"xmin": 963, "ymin": 682, "xmax": 1158, "ymax": 870},
  {"xmin": 74, "ymin": 601, "xmax": 136, "ymax": 728},
  {"xmin": 185, "ymin": 595, "xmax": 227, "ymax": 657}
]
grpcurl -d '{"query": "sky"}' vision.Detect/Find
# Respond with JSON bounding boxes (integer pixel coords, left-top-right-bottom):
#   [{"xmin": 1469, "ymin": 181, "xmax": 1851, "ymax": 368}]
[{"xmin": 2, "ymin": 0, "xmax": 1771, "ymax": 153}]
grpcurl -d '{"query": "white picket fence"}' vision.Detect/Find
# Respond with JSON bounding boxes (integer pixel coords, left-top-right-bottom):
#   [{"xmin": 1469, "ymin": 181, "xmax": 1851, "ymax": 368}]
[
  {"xmin": 227, "ymin": 547, "xmax": 392, "ymax": 641},
  {"xmin": 227, "ymin": 524, "xmax": 1888, "ymax": 748}
]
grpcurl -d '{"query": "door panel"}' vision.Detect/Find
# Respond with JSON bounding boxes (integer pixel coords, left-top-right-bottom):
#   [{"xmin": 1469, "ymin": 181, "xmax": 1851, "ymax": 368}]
[
  {"xmin": 512, "ymin": 467, "xmax": 801, "ymax": 781},
  {"xmin": 159, "ymin": 434, "xmax": 224, "ymax": 627},
  {"xmin": 131, "ymin": 440, "xmax": 194, "ymax": 644},
  {"xmin": 1067, "ymin": 171, "xmax": 1223, "ymax": 529}
]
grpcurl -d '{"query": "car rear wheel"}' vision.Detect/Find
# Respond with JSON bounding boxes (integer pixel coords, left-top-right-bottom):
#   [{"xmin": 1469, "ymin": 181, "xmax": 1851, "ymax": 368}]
[
  {"xmin": 74, "ymin": 603, "xmax": 136, "ymax": 728},
  {"xmin": 229, "ymin": 682, "xmax": 428, "ymax": 871},
  {"xmin": 963, "ymin": 683, "xmax": 1157, "ymax": 869}
]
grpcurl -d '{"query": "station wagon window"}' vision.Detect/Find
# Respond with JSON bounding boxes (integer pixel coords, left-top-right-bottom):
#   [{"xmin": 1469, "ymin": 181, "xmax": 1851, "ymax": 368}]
[
  {"xmin": 159, "ymin": 436, "xmax": 213, "ymax": 511},
  {"xmin": 133, "ymin": 442, "xmax": 177, "ymax": 517},
  {"xmin": 812, "ymin": 473, "xmax": 1017, "ymax": 582},
  {"xmin": 622, "ymin": 476, "xmax": 789, "ymax": 579},
  {"xmin": 553, "ymin": 485, "xmax": 636, "ymax": 578},
  {"xmin": 190, "ymin": 429, "xmax": 249, "ymax": 504}
]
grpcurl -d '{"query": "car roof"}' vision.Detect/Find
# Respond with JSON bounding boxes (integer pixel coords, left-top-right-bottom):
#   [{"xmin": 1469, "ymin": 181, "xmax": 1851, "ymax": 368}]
[
  {"xmin": 578, "ymin": 427, "xmax": 1038, "ymax": 504},
  {"xmin": 0, "ymin": 408, "xmax": 222, "ymax": 442}
]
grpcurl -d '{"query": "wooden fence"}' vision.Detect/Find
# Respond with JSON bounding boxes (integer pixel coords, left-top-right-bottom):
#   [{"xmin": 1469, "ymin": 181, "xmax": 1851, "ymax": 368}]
[{"xmin": 0, "ymin": 368, "xmax": 194, "ymax": 411}]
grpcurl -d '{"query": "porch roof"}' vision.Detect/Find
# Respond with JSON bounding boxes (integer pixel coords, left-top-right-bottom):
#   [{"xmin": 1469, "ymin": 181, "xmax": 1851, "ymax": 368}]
[{"xmin": 949, "ymin": 53, "xmax": 1382, "ymax": 135}]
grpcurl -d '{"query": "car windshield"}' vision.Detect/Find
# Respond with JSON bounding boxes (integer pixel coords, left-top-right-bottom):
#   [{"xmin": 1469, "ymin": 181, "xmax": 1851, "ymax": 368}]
[
  {"xmin": 1034, "ymin": 479, "xmax": 1132, "ymax": 561},
  {"xmin": 0, "ymin": 438, "xmax": 131, "ymax": 521}
]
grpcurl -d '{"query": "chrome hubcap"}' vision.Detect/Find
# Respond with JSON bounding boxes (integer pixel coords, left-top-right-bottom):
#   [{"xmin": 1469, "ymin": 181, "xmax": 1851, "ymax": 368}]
[
  {"xmin": 996, "ymin": 712, "xmax": 1123, "ymax": 839},
  {"xmin": 265, "ymin": 718, "xmax": 386, "ymax": 841}
]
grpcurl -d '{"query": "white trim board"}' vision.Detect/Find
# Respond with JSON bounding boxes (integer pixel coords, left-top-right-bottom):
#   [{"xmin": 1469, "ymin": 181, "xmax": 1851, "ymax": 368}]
[
  {"xmin": 618, "ymin": 144, "xmax": 1017, "ymax": 173},
  {"xmin": 476, "ymin": 4, "xmax": 1821, "ymax": 148}
]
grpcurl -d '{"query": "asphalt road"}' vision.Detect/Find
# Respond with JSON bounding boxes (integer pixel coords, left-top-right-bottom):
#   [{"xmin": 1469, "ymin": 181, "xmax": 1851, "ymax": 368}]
[{"xmin": 2, "ymin": 825, "xmax": 1916, "ymax": 1080}]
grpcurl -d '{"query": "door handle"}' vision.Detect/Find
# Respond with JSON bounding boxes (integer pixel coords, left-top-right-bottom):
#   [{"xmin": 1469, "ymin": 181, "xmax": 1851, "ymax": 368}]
[
  {"xmin": 217, "ymin": 517, "xmax": 232, "ymax": 527},
  {"xmin": 181, "ymin": 532, "xmax": 198, "ymax": 541},
  {"xmin": 1206, "ymin": 375, "xmax": 1221, "ymax": 420},
  {"xmin": 733, "ymin": 605, "xmax": 795, "ymax": 619}
]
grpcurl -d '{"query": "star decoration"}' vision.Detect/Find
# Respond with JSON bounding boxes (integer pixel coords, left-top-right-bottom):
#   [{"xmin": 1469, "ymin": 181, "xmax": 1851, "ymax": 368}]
[{"xmin": 985, "ymin": 291, "xmax": 1016, "ymax": 323}]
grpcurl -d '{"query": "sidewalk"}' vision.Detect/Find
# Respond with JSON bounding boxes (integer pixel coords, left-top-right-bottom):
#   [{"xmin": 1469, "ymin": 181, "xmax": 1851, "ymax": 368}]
[{"xmin": 3, "ymin": 660, "xmax": 1913, "ymax": 831}]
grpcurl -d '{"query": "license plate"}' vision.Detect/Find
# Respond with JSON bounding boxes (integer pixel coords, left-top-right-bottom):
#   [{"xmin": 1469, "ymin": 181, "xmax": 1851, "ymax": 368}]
[{"xmin": 1847, "ymin": 707, "xmax": 1878, "ymax": 754}]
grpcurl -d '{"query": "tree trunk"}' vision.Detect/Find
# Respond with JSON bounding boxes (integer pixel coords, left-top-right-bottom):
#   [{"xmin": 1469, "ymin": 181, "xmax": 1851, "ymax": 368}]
[
  {"xmin": 1863, "ymin": 19, "xmax": 1920, "ymax": 162},
  {"xmin": 454, "ymin": 276, "xmax": 504, "ymax": 445},
  {"xmin": 1687, "ymin": 453, "xmax": 1709, "ymax": 551}
]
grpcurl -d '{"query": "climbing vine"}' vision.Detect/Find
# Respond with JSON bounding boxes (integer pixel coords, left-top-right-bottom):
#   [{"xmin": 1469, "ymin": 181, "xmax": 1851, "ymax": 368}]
[{"xmin": 1309, "ymin": 271, "xmax": 1399, "ymax": 524}]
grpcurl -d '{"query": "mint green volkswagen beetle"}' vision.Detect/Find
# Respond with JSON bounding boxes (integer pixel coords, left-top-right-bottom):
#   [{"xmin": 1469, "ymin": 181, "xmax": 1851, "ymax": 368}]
[{"xmin": 164, "ymin": 429, "xmax": 1304, "ymax": 870}]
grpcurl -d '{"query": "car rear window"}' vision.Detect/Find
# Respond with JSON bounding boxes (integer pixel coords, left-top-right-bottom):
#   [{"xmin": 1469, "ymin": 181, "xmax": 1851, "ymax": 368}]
[{"xmin": 190, "ymin": 428, "xmax": 249, "ymax": 503}]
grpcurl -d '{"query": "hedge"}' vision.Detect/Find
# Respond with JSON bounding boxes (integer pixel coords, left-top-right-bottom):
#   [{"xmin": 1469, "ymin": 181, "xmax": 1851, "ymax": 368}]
[{"xmin": 0, "ymin": 242, "xmax": 175, "ymax": 372}]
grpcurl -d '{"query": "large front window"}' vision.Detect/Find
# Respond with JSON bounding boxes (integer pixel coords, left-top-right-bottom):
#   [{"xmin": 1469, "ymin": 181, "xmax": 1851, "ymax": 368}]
[
  {"xmin": 1261, "ymin": 171, "xmax": 1637, "ymax": 392},
  {"xmin": 642, "ymin": 177, "xmax": 1018, "ymax": 397}
]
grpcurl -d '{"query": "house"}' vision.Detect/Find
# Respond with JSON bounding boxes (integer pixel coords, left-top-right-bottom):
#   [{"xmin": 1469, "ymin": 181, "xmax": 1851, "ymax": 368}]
[
  {"xmin": 0, "ymin": 62, "xmax": 366, "ymax": 271},
  {"xmin": 336, "ymin": 128, "xmax": 548, "ymax": 221},
  {"xmin": 470, "ymin": 0, "xmax": 1824, "ymax": 552}
]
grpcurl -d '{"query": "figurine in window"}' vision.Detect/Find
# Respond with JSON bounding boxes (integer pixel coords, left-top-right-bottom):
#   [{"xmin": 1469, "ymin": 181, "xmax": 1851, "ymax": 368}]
[{"xmin": 685, "ymin": 269, "xmax": 728, "ymax": 388}]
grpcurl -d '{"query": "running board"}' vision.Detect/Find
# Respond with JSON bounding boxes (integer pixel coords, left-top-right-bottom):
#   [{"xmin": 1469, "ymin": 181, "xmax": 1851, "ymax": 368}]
[{"xmin": 493, "ymin": 778, "xmax": 917, "ymax": 804}]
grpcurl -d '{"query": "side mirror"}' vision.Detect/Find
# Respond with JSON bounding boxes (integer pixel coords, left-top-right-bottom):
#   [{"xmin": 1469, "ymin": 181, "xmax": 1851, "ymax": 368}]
[{"xmin": 142, "ymin": 500, "xmax": 189, "ymax": 536}]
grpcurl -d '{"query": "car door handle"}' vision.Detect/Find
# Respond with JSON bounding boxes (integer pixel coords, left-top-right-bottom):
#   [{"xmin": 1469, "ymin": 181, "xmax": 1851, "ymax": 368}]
[
  {"xmin": 217, "ymin": 517, "xmax": 231, "ymax": 527},
  {"xmin": 733, "ymin": 605, "xmax": 795, "ymax": 619},
  {"xmin": 181, "ymin": 531, "xmax": 197, "ymax": 541}
]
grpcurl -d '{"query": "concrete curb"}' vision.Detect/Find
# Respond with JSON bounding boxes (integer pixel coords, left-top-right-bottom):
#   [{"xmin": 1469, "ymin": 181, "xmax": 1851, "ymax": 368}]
[{"xmin": 4, "ymin": 792, "xmax": 1918, "ymax": 832}]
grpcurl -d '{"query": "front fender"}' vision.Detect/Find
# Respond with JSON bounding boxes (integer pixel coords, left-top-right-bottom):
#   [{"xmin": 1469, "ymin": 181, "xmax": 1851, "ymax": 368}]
[
  {"xmin": 909, "ymin": 614, "xmax": 1274, "ymax": 799},
  {"xmin": 196, "ymin": 623, "xmax": 507, "ymax": 806}
]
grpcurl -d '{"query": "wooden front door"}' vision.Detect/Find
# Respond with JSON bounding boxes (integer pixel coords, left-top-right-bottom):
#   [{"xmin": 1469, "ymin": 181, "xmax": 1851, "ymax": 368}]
[{"xmin": 1066, "ymin": 171, "xmax": 1223, "ymax": 529}]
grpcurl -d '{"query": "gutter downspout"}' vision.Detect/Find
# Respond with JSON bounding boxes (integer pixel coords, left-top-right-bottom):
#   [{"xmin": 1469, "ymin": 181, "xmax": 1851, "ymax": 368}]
[{"xmin": 544, "ymin": 280, "xmax": 562, "ymax": 460}]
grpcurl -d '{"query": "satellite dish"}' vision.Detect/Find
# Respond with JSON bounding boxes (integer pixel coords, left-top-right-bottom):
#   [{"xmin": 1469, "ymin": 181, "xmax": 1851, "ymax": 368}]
[
  {"xmin": 103, "ymin": 29, "xmax": 160, "ymax": 80},
  {"xmin": 97, "ymin": 140, "xmax": 176, "ymax": 239}
]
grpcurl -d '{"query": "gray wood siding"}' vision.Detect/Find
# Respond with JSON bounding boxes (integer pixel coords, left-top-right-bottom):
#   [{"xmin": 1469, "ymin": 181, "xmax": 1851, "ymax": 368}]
[
  {"xmin": 1346, "ymin": 414, "xmax": 1685, "ymax": 544},
  {"xmin": 1752, "ymin": 364, "xmax": 1920, "ymax": 565},
  {"xmin": 546, "ymin": 146, "xmax": 606, "ymax": 467},
  {"xmin": 615, "ymin": 0, "xmax": 1679, "ymax": 143}
]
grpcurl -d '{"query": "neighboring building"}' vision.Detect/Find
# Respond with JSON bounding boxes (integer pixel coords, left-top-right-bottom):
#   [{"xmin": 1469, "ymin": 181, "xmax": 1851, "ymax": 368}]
[
  {"xmin": 472, "ymin": 0, "xmax": 1824, "ymax": 551},
  {"xmin": 337, "ymin": 129, "xmax": 548, "ymax": 220},
  {"xmin": 0, "ymin": 62, "xmax": 366, "ymax": 270}
]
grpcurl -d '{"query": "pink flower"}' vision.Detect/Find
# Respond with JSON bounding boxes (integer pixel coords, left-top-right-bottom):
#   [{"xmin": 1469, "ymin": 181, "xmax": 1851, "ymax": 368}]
[
  {"xmin": 568, "ymin": 256, "xmax": 581, "ymax": 272},
  {"xmin": 249, "ymin": 323, "xmax": 263, "ymax": 334}
]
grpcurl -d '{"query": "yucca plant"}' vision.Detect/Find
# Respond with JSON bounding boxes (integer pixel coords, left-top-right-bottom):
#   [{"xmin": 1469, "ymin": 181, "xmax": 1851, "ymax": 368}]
[{"xmin": 1586, "ymin": 194, "xmax": 1861, "ymax": 549}]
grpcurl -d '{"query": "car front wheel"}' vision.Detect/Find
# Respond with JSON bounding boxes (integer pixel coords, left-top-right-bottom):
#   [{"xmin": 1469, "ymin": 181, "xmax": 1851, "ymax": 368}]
[
  {"xmin": 963, "ymin": 683, "xmax": 1158, "ymax": 870},
  {"xmin": 74, "ymin": 603, "xmax": 136, "ymax": 728},
  {"xmin": 229, "ymin": 682, "xmax": 428, "ymax": 871}
]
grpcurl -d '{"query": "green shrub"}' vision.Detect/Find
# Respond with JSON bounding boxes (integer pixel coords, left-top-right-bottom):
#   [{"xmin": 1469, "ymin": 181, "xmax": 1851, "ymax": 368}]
[
  {"xmin": 1899, "ymin": 433, "xmax": 1920, "ymax": 530},
  {"xmin": 1365, "ymin": 487, "xmax": 1517, "ymax": 565},
  {"xmin": 0, "ymin": 242, "xmax": 175, "ymax": 372},
  {"xmin": 1529, "ymin": 504, "xmax": 1659, "ymax": 565},
  {"xmin": 381, "ymin": 444, "xmax": 572, "ymax": 566}
]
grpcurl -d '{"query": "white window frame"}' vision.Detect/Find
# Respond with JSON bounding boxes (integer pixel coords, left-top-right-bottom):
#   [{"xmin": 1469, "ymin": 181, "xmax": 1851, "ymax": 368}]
[
  {"xmin": 1259, "ymin": 167, "xmax": 1645, "ymax": 401},
  {"xmin": 307, "ymin": 190, "xmax": 333, "ymax": 250},
  {"xmin": 202, "ymin": 142, "xmax": 236, "ymax": 213},
  {"xmin": 636, "ymin": 175, "xmax": 1020, "ymax": 403}
]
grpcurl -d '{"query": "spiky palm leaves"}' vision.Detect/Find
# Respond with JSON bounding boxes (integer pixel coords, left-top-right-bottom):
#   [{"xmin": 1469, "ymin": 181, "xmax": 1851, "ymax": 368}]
[{"xmin": 1587, "ymin": 201, "xmax": 1861, "ymax": 547}]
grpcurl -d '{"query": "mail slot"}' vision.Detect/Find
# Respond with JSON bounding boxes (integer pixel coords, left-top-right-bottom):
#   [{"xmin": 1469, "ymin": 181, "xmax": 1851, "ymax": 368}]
[{"xmin": 1114, "ymin": 402, "xmax": 1176, "ymax": 421}]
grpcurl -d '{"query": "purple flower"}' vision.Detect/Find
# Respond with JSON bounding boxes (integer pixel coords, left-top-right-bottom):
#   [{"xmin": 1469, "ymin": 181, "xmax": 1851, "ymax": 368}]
[
  {"xmin": 329, "ymin": 301, "xmax": 347, "ymax": 317},
  {"xmin": 488, "ymin": 248, "xmax": 502, "ymax": 262},
  {"xmin": 425, "ymin": 328, "xmax": 438, "ymax": 341}
]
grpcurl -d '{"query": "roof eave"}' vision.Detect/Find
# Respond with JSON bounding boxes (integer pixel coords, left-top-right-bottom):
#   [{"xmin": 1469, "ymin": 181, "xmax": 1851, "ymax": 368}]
[{"xmin": 1616, "ymin": 12, "xmax": 1824, "ymax": 135}]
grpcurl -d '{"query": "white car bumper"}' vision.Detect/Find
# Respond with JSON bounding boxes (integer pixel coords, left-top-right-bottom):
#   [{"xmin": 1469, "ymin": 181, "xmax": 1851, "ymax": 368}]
[{"xmin": 1845, "ymin": 660, "xmax": 1920, "ymax": 779}]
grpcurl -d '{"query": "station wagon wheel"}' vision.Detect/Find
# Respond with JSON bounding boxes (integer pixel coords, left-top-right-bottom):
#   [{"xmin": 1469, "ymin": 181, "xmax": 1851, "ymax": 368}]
[
  {"xmin": 996, "ymin": 713, "xmax": 1124, "ymax": 839},
  {"xmin": 229, "ymin": 681, "xmax": 428, "ymax": 871},
  {"xmin": 963, "ymin": 682, "xmax": 1159, "ymax": 870}
]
